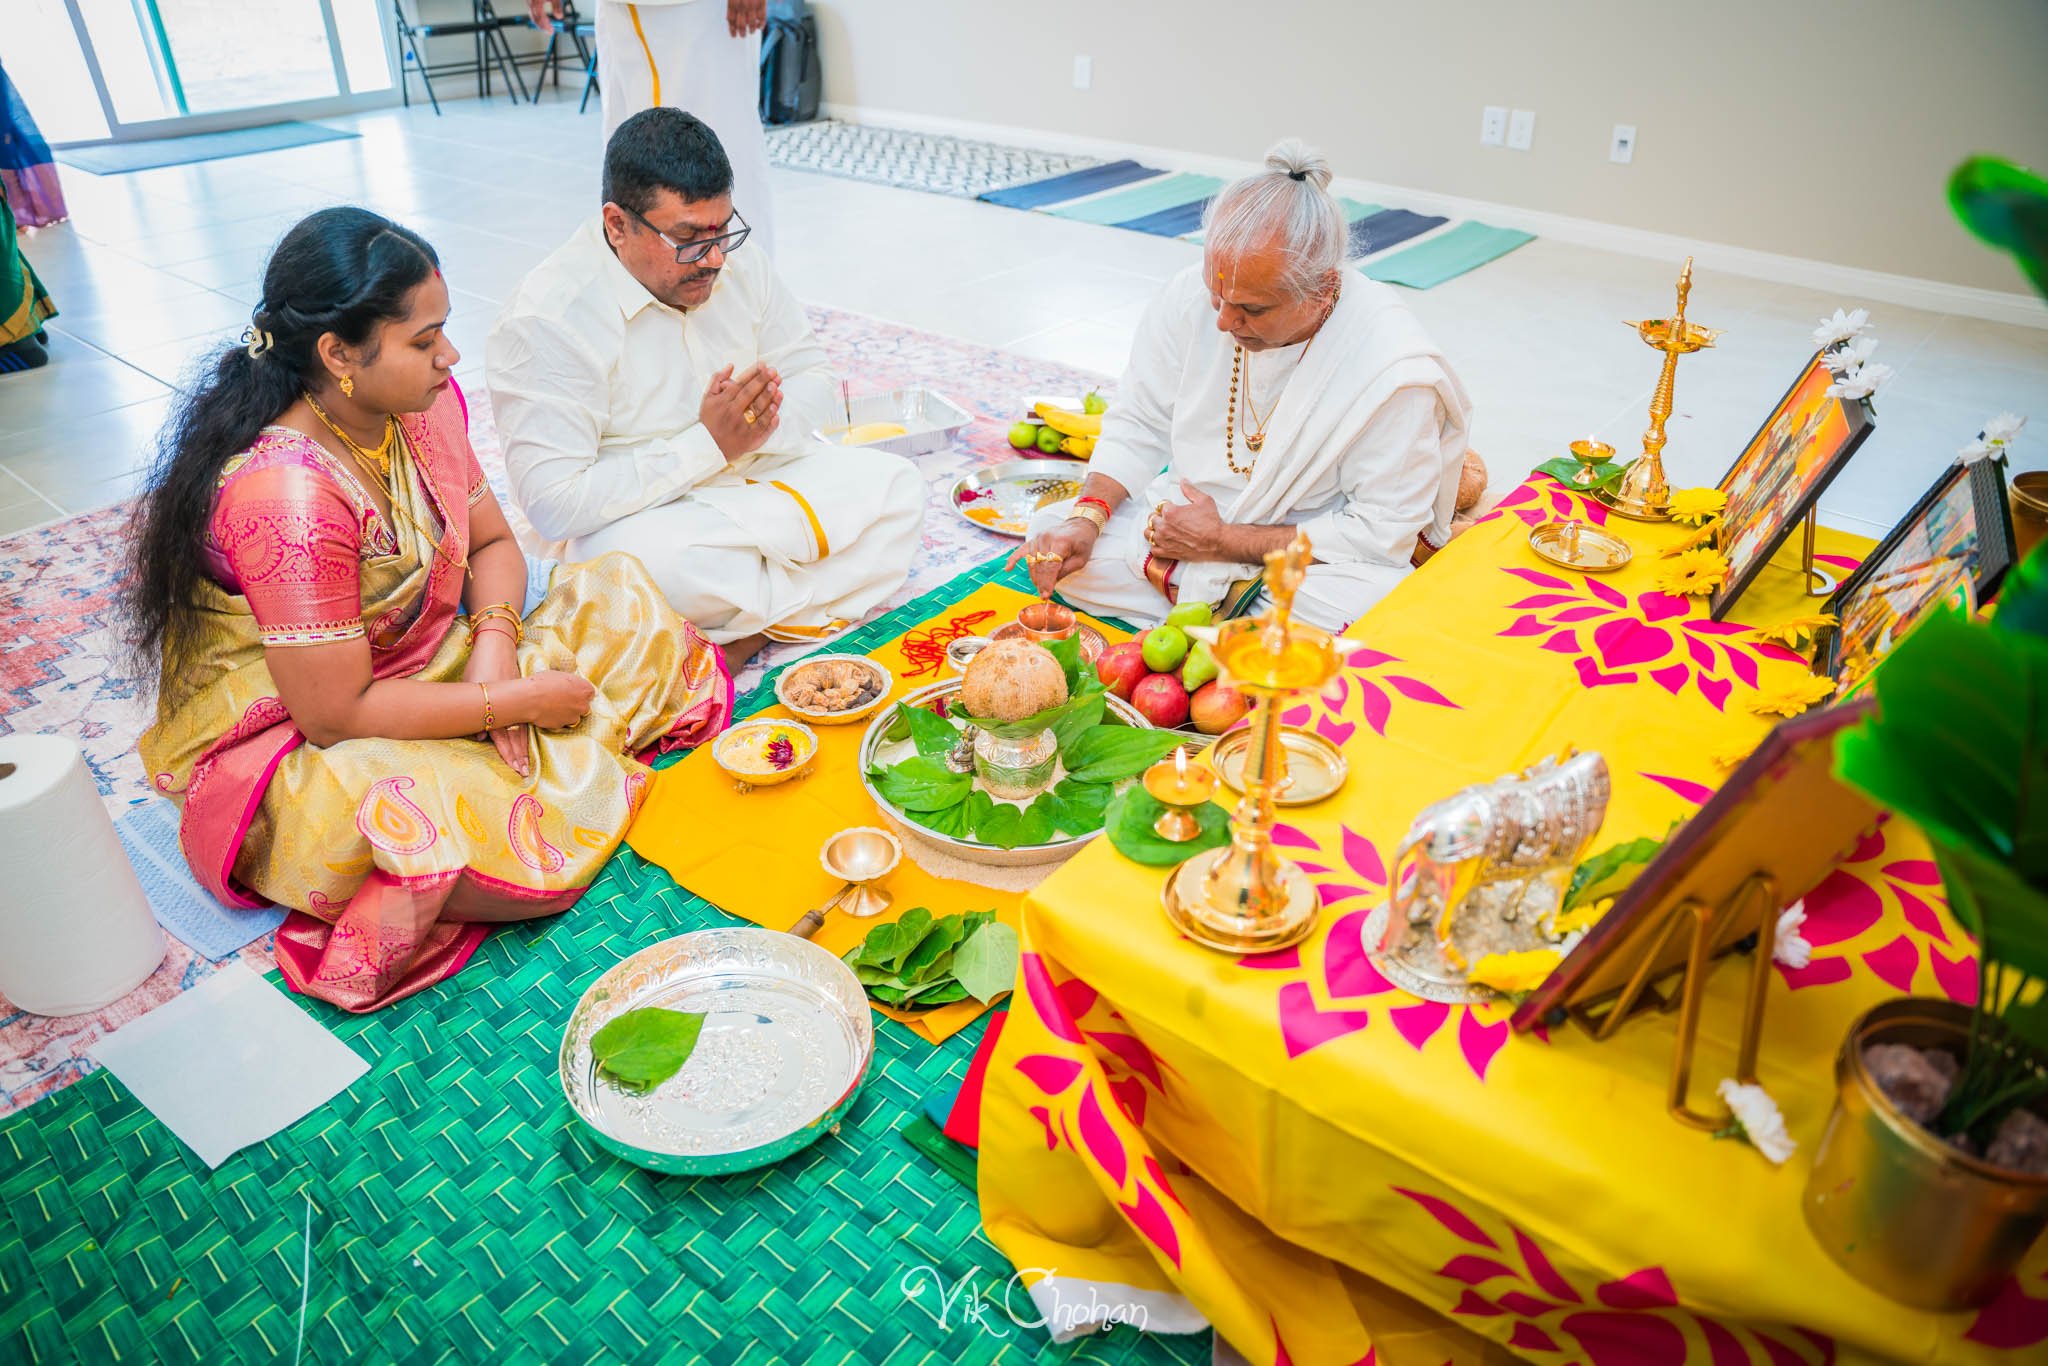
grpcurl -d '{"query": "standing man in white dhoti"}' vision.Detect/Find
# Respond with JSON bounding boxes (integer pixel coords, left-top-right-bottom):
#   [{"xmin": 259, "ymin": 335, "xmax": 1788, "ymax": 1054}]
[
  {"xmin": 528, "ymin": 0, "xmax": 776, "ymax": 256},
  {"xmin": 1018, "ymin": 140, "xmax": 1479, "ymax": 634},
  {"xmin": 487, "ymin": 109, "xmax": 921, "ymax": 668}
]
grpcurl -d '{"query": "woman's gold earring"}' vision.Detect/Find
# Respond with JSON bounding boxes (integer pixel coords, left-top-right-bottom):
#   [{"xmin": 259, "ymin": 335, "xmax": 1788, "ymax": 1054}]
[{"xmin": 339, "ymin": 375, "xmax": 355, "ymax": 399}]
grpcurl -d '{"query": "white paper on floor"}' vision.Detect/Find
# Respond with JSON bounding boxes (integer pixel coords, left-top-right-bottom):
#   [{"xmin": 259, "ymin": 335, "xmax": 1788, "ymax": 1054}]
[{"xmin": 87, "ymin": 962, "xmax": 369, "ymax": 1168}]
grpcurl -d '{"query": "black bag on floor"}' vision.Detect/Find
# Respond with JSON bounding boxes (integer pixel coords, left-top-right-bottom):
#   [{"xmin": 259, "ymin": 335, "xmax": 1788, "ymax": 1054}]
[{"xmin": 759, "ymin": 0, "xmax": 822, "ymax": 125}]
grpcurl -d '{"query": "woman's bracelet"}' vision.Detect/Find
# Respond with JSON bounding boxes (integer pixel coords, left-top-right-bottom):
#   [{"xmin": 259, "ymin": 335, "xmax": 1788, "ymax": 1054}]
[
  {"xmin": 470, "ymin": 619, "xmax": 519, "ymax": 647},
  {"xmin": 479, "ymin": 681, "xmax": 497, "ymax": 731},
  {"xmin": 464, "ymin": 603, "xmax": 524, "ymax": 645}
]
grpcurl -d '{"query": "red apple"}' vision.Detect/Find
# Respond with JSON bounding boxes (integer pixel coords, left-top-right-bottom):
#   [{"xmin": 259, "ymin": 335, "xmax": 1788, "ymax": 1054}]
[
  {"xmin": 1131, "ymin": 672, "xmax": 1190, "ymax": 728},
  {"xmin": 1095, "ymin": 642, "xmax": 1150, "ymax": 701},
  {"xmin": 1189, "ymin": 681, "xmax": 1253, "ymax": 735}
]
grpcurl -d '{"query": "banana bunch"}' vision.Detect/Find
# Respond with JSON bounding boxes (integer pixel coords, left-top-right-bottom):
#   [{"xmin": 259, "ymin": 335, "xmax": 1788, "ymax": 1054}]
[{"xmin": 1011, "ymin": 391, "xmax": 1110, "ymax": 459}]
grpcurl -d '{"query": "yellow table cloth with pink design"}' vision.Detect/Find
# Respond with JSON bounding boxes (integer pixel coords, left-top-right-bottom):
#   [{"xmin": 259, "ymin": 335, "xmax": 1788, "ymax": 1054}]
[{"xmin": 976, "ymin": 476, "xmax": 2047, "ymax": 1365}]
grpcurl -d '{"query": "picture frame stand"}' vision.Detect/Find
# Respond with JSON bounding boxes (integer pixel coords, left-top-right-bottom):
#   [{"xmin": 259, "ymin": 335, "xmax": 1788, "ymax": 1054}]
[
  {"xmin": 1796, "ymin": 506, "xmax": 1839, "ymax": 597},
  {"xmin": 1563, "ymin": 871, "xmax": 1782, "ymax": 1130}
]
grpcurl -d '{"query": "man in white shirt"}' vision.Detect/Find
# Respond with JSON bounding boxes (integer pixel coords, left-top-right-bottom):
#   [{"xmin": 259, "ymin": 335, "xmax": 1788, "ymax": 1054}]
[
  {"xmin": 529, "ymin": 0, "xmax": 776, "ymax": 255},
  {"xmin": 487, "ymin": 109, "xmax": 922, "ymax": 667},
  {"xmin": 1019, "ymin": 140, "xmax": 1475, "ymax": 634}
]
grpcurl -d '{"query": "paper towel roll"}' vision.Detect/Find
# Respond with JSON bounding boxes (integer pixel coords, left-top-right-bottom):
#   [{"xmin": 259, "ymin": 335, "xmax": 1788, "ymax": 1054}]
[{"xmin": 0, "ymin": 735, "xmax": 166, "ymax": 1015}]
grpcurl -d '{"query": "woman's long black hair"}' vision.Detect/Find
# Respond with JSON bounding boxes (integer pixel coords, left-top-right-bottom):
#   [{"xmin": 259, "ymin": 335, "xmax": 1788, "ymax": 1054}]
[{"xmin": 125, "ymin": 207, "xmax": 440, "ymax": 679}]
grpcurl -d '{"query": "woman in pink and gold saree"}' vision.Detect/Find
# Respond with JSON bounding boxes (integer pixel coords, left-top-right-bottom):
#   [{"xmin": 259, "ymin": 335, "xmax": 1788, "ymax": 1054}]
[{"xmin": 131, "ymin": 208, "xmax": 732, "ymax": 1012}]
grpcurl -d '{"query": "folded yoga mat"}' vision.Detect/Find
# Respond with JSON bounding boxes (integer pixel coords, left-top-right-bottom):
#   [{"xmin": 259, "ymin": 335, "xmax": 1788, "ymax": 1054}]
[
  {"xmin": 1186, "ymin": 197, "xmax": 1383, "ymax": 244},
  {"xmin": 1045, "ymin": 172, "xmax": 1225, "ymax": 226},
  {"xmin": 1347, "ymin": 207, "xmax": 1450, "ymax": 259},
  {"xmin": 1362, "ymin": 219, "xmax": 1536, "ymax": 288},
  {"xmin": 978, "ymin": 157, "xmax": 1163, "ymax": 209},
  {"xmin": 1120, "ymin": 196, "xmax": 1215, "ymax": 238}
]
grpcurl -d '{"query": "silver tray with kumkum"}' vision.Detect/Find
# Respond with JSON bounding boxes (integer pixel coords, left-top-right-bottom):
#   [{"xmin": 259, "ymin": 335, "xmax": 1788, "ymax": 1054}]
[
  {"xmin": 949, "ymin": 459, "xmax": 1087, "ymax": 539},
  {"xmin": 559, "ymin": 929, "xmax": 873, "ymax": 1175}
]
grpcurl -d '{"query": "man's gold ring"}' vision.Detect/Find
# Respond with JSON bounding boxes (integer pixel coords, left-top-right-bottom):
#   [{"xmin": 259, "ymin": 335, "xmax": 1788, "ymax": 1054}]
[
  {"xmin": 1025, "ymin": 551, "xmax": 1064, "ymax": 566},
  {"xmin": 743, "ymin": 409, "xmax": 758, "ymax": 425}
]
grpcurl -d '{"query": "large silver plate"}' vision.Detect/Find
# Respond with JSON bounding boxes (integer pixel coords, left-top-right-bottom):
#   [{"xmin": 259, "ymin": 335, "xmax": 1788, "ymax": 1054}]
[
  {"xmin": 859, "ymin": 678, "xmax": 1151, "ymax": 868},
  {"xmin": 950, "ymin": 458, "xmax": 1088, "ymax": 539},
  {"xmin": 812, "ymin": 387, "xmax": 973, "ymax": 457},
  {"xmin": 559, "ymin": 929, "xmax": 874, "ymax": 1175}
]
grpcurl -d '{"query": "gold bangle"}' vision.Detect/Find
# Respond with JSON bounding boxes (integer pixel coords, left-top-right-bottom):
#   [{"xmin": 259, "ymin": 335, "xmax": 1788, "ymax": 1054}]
[
  {"xmin": 479, "ymin": 681, "xmax": 496, "ymax": 731},
  {"xmin": 1067, "ymin": 503, "xmax": 1109, "ymax": 534},
  {"xmin": 471, "ymin": 619, "xmax": 518, "ymax": 647},
  {"xmin": 465, "ymin": 604, "xmax": 524, "ymax": 645}
]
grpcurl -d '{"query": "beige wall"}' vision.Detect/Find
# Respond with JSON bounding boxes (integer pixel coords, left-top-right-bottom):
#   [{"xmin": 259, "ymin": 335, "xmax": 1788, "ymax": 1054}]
[{"xmin": 813, "ymin": 0, "xmax": 2048, "ymax": 295}]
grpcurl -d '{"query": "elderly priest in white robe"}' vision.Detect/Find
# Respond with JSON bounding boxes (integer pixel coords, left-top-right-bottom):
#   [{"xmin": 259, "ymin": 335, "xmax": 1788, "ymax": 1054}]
[
  {"xmin": 1021, "ymin": 140, "xmax": 1477, "ymax": 634},
  {"xmin": 488, "ymin": 108, "xmax": 922, "ymax": 667}
]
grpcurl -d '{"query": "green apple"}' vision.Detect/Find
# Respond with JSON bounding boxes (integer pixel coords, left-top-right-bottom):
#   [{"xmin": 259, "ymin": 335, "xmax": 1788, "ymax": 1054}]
[
  {"xmin": 1008, "ymin": 421, "xmax": 1040, "ymax": 449},
  {"xmin": 1036, "ymin": 424, "xmax": 1065, "ymax": 455},
  {"xmin": 1180, "ymin": 640, "xmax": 1219, "ymax": 691},
  {"xmin": 1164, "ymin": 600, "xmax": 1213, "ymax": 629},
  {"xmin": 1140, "ymin": 625, "xmax": 1190, "ymax": 673},
  {"xmin": 1083, "ymin": 390, "xmax": 1108, "ymax": 415}
]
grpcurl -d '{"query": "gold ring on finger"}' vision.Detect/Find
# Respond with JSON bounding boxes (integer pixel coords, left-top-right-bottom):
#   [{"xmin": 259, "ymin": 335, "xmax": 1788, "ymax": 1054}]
[{"xmin": 743, "ymin": 409, "xmax": 758, "ymax": 424}]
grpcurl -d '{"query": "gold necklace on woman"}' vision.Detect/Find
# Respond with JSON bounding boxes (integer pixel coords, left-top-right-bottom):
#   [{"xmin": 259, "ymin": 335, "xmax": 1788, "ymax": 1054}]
[
  {"xmin": 1224, "ymin": 293, "xmax": 1337, "ymax": 476},
  {"xmin": 304, "ymin": 391, "xmax": 398, "ymax": 478}
]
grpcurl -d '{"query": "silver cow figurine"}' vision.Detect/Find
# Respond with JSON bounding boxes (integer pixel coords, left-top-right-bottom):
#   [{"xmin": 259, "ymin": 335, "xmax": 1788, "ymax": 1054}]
[{"xmin": 1371, "ymin": 751, "xmax": 1611, "ymax": 997}]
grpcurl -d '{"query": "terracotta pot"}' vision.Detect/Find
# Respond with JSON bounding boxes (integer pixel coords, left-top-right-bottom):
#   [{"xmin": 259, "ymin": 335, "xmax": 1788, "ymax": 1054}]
[
  {"xmin": 1803, "ymin": 997, "xmax": 2048, "ymax": 1310},
  {"xmin": 2010, "ymin": 471, "xmax": 2048, "ymax": 566}
]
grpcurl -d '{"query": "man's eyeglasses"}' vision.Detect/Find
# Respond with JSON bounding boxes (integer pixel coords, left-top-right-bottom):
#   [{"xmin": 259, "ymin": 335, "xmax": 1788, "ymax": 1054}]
[{"xmin": 624, "ymin": 204, "xmax": 750, "ymax": 264}]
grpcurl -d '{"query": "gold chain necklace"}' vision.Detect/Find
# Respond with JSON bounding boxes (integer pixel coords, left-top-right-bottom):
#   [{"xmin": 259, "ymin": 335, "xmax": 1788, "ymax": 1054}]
[
  {"xmin": 1224, "ymin": 295, "xmax": 1335, "ymax": 476},
  {"xmin": 304, "ymin": 391, "xmax": 398, "ymax": 478}
]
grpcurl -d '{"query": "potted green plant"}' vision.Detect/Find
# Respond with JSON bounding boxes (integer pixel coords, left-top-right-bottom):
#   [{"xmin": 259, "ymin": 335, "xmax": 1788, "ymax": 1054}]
[{"xmin": 1800, "ymin": 156, "xmax": 2048, "ymax": 1310}]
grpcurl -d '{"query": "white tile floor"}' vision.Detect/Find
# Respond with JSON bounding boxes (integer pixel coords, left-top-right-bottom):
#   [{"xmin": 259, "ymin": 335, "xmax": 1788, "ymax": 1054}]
[{"xmin": 3, "ymin": 89, "xmax": 2044, "ymax": 541}]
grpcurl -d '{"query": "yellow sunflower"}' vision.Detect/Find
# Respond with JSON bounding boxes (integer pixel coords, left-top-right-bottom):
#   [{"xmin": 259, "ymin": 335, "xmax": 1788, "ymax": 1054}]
[
  {"xmin": 1666, "ymin": 487, "xmax": 1728, "ymax": 526},
  {"xmin": 1749, "ymin": 614, "xmax": 1838, "ymax": 649},
  {"xmin": 1660, "ymin": 520, "xmax": 1720, "ymax": 557},
  {"xmin": 1746, "ymin": 675, "xmax": 1837, "ymax": 718},
  {"xmin": 1654, "ymin": 548, "xmax": 1732, "ymax": 596},
  {"xmin": 1467, "ymin": 948, "xmax": 1564, "ymax": 996}
]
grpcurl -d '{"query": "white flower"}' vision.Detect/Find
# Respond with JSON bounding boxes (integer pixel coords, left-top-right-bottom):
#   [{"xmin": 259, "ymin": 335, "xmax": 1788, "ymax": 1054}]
[
  {"xmin": 1822, "ymin": 335, "xmax": 1880, "ymax": 374},
  {"xmin": 1773, "ymin": 901, "xmax": 1812, "ymax": 968},
  {"xmin": 1812, "ymin": 308, "xmax": 1872, "ymax": 350},
  {"xmin": 1826, "ymin": 362, "xmax": 1894, "ymax": 401},
  {"xmin": 1984, "ymin": 411, "xmax": 2028, "ymax": 447},
  {"xmin": 1718, "ymin": 1079, "xmax": 1797, "ymax": 1164},
  {"xmin": 1960, "ymin": 439, "xmax": 1996, "ymax": 466}
]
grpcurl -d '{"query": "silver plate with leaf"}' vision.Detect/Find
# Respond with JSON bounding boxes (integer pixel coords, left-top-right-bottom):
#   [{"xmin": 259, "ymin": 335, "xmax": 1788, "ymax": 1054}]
[{"xmin": 559, "ymin": 929, "xmax": 873, "ymax": 1175}]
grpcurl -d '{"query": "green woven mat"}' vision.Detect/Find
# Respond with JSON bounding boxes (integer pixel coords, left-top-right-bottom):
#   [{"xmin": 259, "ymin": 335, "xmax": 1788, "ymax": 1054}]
[{"xmin": 0, "ymin": 556, "xmax": 1201, "ymax": 1365}]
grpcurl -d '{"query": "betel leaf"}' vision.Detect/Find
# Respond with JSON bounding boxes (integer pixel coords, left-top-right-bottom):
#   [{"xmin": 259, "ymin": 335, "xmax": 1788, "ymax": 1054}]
[
  {"xmin": 1050, "ymin": 691, "xmax": 1109, "ymax": 762},
  {"xmin": 1103, "ymin": 786, "xmax": 1231, "ymax": 866},
  {"xmin": 1063, "ymin": 726, "xmax": 1188, "ymax": 784},
  {"xmin": 1534, "ymin": 457, "xmax": 1625, "ymax": 488},
  {"xmin": 1045, "ymin": 632, "xmax": 1086, "ymax": 692},
  {"xmin": 877, "ymin": 755, "xmax": 973, "ymax": 812},
  {"xmin": 898, "ymin": 702, "xmax": 963, "ymax": 759},
  {"xmin": 901, "ymin": 914, "xmax": 971, "ymax": 983},
  {"xmin": 1048, "ymin": 778, "xmax": 1112, "ymax": 836},
  {"xmin": 884, "ymin": 906, "xmax": 935, "ymax": 971},
  {"xmin": 953, "ymin": 921, "xmax": 1021, "ymax": 1004},
  {"xmin": 1020, "ymin": 794, "xmax": 1057, "ymax": 846},
  {"xmin": 1564, "ymin": 833, "xmax": 1671, "ymax": 911},
  {"xmin": 976, "ymin": 801, "xmax": 1024, "ymax": 849},
  {"xmin": 590, "ymin": 1007, "xmax": 705, "ymax": 1090},
  {"xmin": 919, "ymin": 798, "xmax": 972, "ymax": 840}
]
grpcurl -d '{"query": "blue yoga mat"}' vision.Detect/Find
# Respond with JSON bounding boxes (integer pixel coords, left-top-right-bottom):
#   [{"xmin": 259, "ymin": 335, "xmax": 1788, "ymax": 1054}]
[
  {"xmin": 1120, "ymin": 196, "xmax": 1216, "ymax": 238},
  {"xmin": 115, "ymin": 799, "xmax": 285, "ymax": 960},
  {"xmin": 1349, "ymin": 208, "xmax": 1448, "ymax": 259},
  {"xmin": 978, "ymin": 158, "xmax": 1162, "ymax": 209},
  {"xmin": 57, "ymin": 121, "xmax": 357, "ymax": 175}
]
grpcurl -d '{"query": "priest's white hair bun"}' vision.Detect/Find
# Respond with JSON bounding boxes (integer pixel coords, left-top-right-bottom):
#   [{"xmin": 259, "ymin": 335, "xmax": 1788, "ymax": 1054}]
[{"xmin": 1203, "ymin": 137, "xmax": 1348, "ymax": 297}]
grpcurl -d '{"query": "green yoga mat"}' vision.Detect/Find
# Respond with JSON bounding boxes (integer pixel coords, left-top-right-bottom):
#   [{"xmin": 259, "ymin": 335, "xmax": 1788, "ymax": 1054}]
[
  {"xmin": 1044, "ymin": 173, "xmax": 1223, "ymax": 226},
  {"xmin": 1360, "ymin": 220, "xmax": 1535, "ymax": 289},
  {"xmin": 0, "ymin": 555, "xmax": 1205, "ymax": 1366}
]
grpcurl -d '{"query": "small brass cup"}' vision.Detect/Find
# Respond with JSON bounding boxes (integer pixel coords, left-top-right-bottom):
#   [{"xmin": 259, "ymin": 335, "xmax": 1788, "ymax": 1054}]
[{"xmin": 820, "ymin": 827, "xmax": 902, "ymax": 918}]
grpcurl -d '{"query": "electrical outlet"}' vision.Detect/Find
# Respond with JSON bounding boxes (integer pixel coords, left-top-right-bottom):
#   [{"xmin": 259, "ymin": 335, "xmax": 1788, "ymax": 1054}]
[
  {"xmin": 1507, "ymin": 108, "xmax": 1535, "ymax": 151},
  {"xmin": 1073, "ymin": 55, "xmax": 1092, "ymax": 90},
  {"xmin": 1610, "ymin": 123, "xmax": 1637, "ymax": 164},
  {"xmin": 1480, "ymin": 106, "xmax": 1507, "ymax": 147}
]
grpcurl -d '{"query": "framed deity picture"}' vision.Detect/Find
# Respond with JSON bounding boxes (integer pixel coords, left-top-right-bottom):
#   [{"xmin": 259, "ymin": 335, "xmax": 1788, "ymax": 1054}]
[
  {"xmin": 1709, "ymin": 351, "xmax": 1876, "ymax": 620},
  {"xmin": 1812, "ymin": 456, "xmax": 2017, "ymax": 691},
  {"xmin": 1510, "ymin": 697, "xmax": 1879, "ymax": 1038}
]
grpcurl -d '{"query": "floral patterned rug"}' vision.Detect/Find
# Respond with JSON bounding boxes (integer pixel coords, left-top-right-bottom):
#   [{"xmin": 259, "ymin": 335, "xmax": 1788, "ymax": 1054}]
[{"xmin": 0, "ymin": 305, "xmax": 1108, "ymax": 1116}]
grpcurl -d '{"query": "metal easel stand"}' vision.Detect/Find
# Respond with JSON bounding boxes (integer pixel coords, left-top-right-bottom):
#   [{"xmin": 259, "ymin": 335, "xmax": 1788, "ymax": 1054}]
[
  {"xmin": 1793, "ymin": 507, "xmax": 1838, "ymax": 597},
  {"xmin": 1567, "ymin": 872, "xmax": 1782, "ymax": 1130}
]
